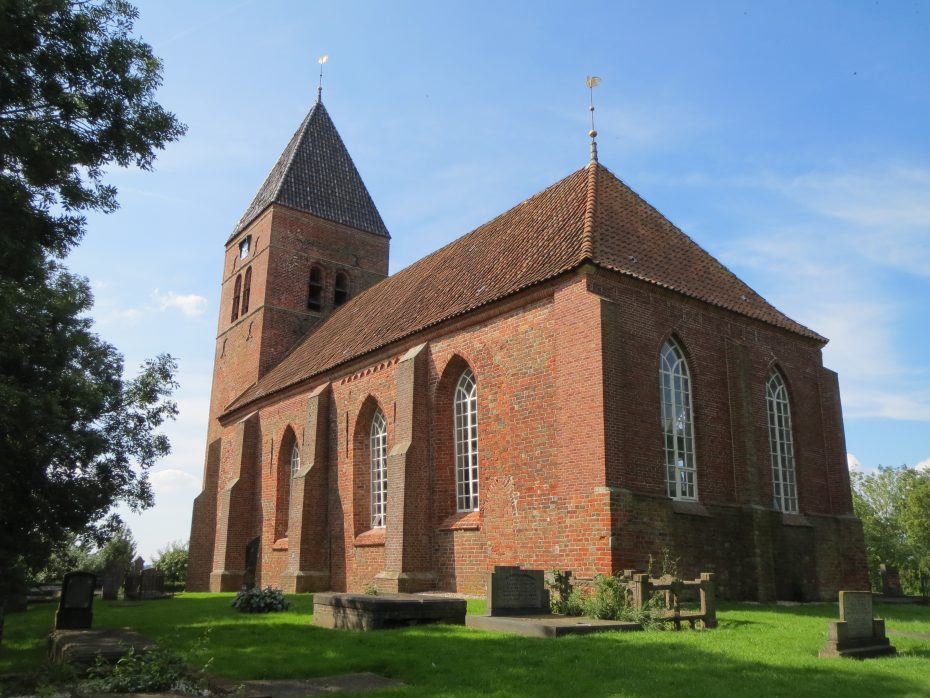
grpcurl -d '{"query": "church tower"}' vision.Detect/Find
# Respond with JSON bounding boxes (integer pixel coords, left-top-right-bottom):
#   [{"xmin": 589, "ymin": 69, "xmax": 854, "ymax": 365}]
[{"xmin": 187, "ymin": 96, "xmax": 390, "ymax": 591}]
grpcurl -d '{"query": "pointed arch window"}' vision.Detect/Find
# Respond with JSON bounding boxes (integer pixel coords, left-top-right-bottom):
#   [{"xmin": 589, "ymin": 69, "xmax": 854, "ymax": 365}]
[
  {"xmin": 370, "ymin": 409, "xmax": 388, "ymax": 528},
  {"xmin": 454, "ymin": 369, "xmax": 479, "ymax": 511},
  {"xmin": 291, "ymin": 441, "xmax": 301, "ymax": 478},
  {"xmin": 231, "ymin": 274, "xmax": 242, "ymax": 322},
  {"xmin": 660, "ymin": 339, "xmax": 697, "ymax": 500},
  {"xmin": 334, "ymin": 272, "xmax": 349, "ymax": 307},
  {"xmin": 307, "ymin": 266, "xmax": 324, "ymax": 312},
  {"xmin": 241, "ymin": 267, "xmax": 252, "ymax": 315},
  {"xmin": 767, "ymin": 370, "xmax": 798, "ymax": 513}
]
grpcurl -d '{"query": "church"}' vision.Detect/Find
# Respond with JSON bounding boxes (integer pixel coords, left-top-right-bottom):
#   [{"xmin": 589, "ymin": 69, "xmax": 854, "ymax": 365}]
[{"xmin": 186, "ymin": 93, "xmax": 868, "ymax": 601}]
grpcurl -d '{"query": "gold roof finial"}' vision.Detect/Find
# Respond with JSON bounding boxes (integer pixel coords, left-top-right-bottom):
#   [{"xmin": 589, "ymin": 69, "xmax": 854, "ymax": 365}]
[
  {"xmin": 586, "ymin": 75, "xmax": 601, "ymax": 162},
  {"xmin": 317, "ymin": 54, "xmax": 329, "ymax": 103}
]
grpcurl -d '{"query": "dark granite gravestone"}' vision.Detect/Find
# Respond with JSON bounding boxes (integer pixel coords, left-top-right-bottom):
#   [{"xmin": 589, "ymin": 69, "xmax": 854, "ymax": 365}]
[
  {"xmin": 123, "ymin": 573, "xmax": 142, "ymax": 600},
  {"xmin": 140, "ymin": 568, "xmax": 167, "ymax": 599},
  {"xmin": 820, "ymin": 590, "xmax": 896, "ymax": 658},
  {"xmin": 101, "ymin": 558, "xmax": 124, "ymax": 601},
  {"xmin": 879, "ymin": 564, "xmax": 903, "ymax": 597},
  {"xmin": 55, "ymin": 572, "xmax": 96, "ymax": 630},
  {"xmin": 487, "ymin": 566, "xmax": 550, "ymax": 616},
  {"xmin": 132, "ymin": 556, "xmax": 144, "ymax": 574}
]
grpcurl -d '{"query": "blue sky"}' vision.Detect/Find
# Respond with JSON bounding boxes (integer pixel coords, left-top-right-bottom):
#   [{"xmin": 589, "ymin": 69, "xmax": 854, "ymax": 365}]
[{"xmin": 66, "ymin": 1, "xmax": 930, "ymax": 560}]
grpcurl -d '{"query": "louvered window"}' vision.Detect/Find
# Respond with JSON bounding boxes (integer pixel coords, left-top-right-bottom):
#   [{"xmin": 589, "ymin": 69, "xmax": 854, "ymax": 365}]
[
  {"xmin": 307, "ymin": 266, "xmax": 324, "ymax": 311},
  {"xmin": 241, "ymin": 267, "xmax": 252, "ymax": 315},
  {"xmin": 334, "ymin": 272, "xmax": 349, "ymax": 306}
]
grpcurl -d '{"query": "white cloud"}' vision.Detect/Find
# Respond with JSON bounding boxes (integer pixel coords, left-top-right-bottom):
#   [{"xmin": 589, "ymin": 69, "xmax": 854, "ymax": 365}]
[
  {"xmin": 151, "ymin": 289, "xmax": 208, "ymax": 317},
  {"xmin": 847, "ymin": 454, "xmax": 863, "ymax": 471},
  {"xmin": 916, "ymin": 457, "xmax": 930, "ymax": 472},
  {"xmin": 149, "ymin": 468, "xmax": 200, "ymax": 494}
]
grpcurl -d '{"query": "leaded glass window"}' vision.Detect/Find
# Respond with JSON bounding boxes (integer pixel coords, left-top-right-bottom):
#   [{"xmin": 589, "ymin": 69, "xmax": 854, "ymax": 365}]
[
  {"xmin": 370, "ymin": 409, "xmax": 388, "ymax": 528},
  {"xmin": 660, "ymin": 339, "xmax": 697, "ymax": 500},
  {"xmin": 291, "ymin": 442, "xmax": 300, "ymax": 478},
  {"xmin": 454, "ymin": 369, "xmax": 479, "ymax": 511},
  {"xmin": 766, "ymin": 370, "xmax": 798, "ymax": 513}
]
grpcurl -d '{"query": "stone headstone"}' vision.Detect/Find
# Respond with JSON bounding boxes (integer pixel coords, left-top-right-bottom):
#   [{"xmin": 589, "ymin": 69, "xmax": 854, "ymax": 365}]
[
  {"xmin": 55, "ymin": 571, "xmax": 96, "ymax": 630},
  {"xmin": 879, "ymin": 564, "xmax": 903, "ymax": 597},
  {"xmin": 123, "ymin": 573, "xmax": 142, "ymax": 600},
  {"xmin": 140, "ymin": 568, "xmax": 166, "ymax": 599},
  {"xmin": 820, "ymin": 590, "xmax": 896, "ymax": 659},
  {"xmin": 487, "ymin": 566, "xmax": 550, "ymax": 616},
  {"xmin": 132, "ymin": 557, "xmax": 144, "ymax": 574},
  {"xmin": 101, "ymin": 559, "xmax": 124, "ymax": 601}
]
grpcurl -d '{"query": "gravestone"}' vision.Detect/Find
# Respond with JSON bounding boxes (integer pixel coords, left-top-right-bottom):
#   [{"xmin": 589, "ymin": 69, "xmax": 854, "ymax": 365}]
[
  {"xmin": 132, "ymin": 557, "xmax": 144, "ymax": 574},
  {"xmin": 55, "ymin": 571, "xmax": 96, "ymax": 630},
  {"xmin": 879, "ymin": 564, "xmax": 903, "ymax": 597},
  {"xmin": 819, "ymin": 590, "xmax": 896, "ymax": 658},
  {"xmin": 487, "ymin": 566, "xmax": 550, "ymax": 616},
  {"xmin": 101, "ymin": 558, "xmax": 124, "ymax": 601},
  {"xmin": 123, "ymin": 573, "xmax": 142, "ymax": 600},
  {"xmin": 140, "ymin": 568, "xmax": 167, "ymax": 599}
]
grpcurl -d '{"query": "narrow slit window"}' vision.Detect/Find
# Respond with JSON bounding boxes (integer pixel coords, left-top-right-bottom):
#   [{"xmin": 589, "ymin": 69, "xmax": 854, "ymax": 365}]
[
  {"xmin": 370, "ymin": 409, "xmax": 388, "ymax": 528},
  {"xmin": 241, "ymin": 267, "xmax": 252, "ymax": 315},
  {"xmin": 660, "ymin": 339, "xmax": 697, "ymax": 500},
  {"xmin": 454, "ymin": 369, "xmax": 479, "ymax": 511},
  {"xmin": 231, "ymin": 274, "xmax": 242, "ymax": 322},
  {"xmin": 291, "ymin": 442, "xmax": 300, "ymax": 478},
  {"xmin": 767, "ymin": 370, "xmax": 798, "ymax": 514},
  {"xmin": 334, "ymin": 272, "xmax": 349, "ymax": 307},
  {"xmin": 307, "ymin": 266, "xmax": 324, "ymax": 311}
]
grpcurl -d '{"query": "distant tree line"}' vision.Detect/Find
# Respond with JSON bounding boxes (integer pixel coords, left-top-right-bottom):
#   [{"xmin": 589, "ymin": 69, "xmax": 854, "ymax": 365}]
[{"xmin": 851, "ymin": 465, "xmax": 930, "ymax": 595}]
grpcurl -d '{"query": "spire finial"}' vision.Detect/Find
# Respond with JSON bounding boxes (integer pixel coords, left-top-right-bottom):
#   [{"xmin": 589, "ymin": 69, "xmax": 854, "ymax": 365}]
[
  {"xmin": 317, "ymin": 54, "xmax": 329, "ymax": 103},
  {"xmin": 586, "ymin": 75, "xmax": 601, "ymax": 163}
]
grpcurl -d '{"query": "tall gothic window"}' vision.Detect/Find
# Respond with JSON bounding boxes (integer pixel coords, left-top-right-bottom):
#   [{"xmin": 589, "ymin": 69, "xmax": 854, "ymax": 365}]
[
  {"xmin": 291, "ymin": 442, "xmax": 301, "ymax": 478},
  {"xmin": 766, "ymin": 370, "xmax": 798, "ymax": 513},
  {"xmin": 660, "ymin": 339, "xmax": 697, "ymax": 500},
  {"xmin": 231, "ymin": 274, "xmax": 242, "ymax": 322},
  {"xmin": 241, "ymin": 267, "xmax": 252, "ymax": 315},
  {"xmin": 454, "ymin": 369, "xmax": 479, "ymax": 511},
  {"xmin": 334, "ymin": 272, "xmax": 349, "ymax": 306},
  {"xmin": 307, "ymin": 266, "xmax": 323, "ymax": 312},
  {"xmin": 370, "ymin": 409, "xmax": 388, "ymax": 528}
]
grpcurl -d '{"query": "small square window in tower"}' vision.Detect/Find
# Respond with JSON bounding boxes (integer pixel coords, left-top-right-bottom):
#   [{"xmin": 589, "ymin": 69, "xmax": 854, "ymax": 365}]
[{"xmin": 239, "ymin": 236, "xmax": 251, "ymax": 259}]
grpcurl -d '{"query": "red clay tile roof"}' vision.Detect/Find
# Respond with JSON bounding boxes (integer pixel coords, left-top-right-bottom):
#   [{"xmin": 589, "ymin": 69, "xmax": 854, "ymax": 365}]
[{"xmin": 225, "ymin": 162, "xmax": 823, "ymax": 414}]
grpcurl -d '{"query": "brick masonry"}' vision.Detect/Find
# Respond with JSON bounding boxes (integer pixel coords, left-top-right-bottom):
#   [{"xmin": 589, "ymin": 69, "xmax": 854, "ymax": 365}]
[{"xmin": 188, "ymin": 200, "xmax": 867, "ymax": 601}]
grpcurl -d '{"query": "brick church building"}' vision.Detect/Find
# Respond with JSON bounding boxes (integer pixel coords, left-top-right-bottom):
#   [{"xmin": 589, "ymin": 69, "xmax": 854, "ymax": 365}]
[{"xmin": 187, "ymin": 95, "xmax": 868, "ymax": 601}]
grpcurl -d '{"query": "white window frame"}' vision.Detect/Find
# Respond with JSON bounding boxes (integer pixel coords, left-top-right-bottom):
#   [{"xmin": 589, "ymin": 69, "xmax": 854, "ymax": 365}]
[
  {"xmin": 454, "ymin": 369, "xmax": 479, "ymax": 512},
  {"xmin": 370, "ymin": 409, "xmax": 388, "ymax": 528},
  {"xmin": 290, "ymin": 442, "xmax": 300, "ymax": 478},
  {"xmin": 766, "ymin": 370, "xmax": 799, "ymax": 514},
  {"xmin": 660, "ymin": 339, "xmax": 698, "ymax": 500},
  {"xmin": 239, "ymin": 236, "xmax": 251, "ymax": 259}
]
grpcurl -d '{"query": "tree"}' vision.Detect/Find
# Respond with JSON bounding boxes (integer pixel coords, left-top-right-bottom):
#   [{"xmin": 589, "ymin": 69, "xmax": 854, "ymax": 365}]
[
  {"xmin": 851, "ymin": 465, "xmax": 930, "ymax": 594},
  {"xmin": 152, "ymin": 540, "xmax": 188, "ymax": 586},
  {"xmin": 0, "ymin": 0, "xmax": 185, "ymax": 643}
]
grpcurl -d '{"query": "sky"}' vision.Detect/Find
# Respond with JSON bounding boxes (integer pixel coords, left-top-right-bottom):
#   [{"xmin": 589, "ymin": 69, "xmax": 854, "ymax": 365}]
[{"xmin": 65, "ymin": 0, "xmax": 930, "ymax": 561}]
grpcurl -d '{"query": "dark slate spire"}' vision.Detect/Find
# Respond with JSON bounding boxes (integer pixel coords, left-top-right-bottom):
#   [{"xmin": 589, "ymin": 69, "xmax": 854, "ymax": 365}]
[{"xmin": 231, "ymin": 101, "xmax": 390, "ymax": 239}]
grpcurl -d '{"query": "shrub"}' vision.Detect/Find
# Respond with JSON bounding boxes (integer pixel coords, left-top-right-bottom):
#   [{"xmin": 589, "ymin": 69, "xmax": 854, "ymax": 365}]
[
  {"xmin": 153, "ymin": 540, "xmax": 188, "ymax": 586},
  {"xmin": 81, "ymin": 646, "xmax": 203, "ymax": 695},
  {"xmin": 232, "ymin": 586, "xmax": 290, "ymax": 613}
]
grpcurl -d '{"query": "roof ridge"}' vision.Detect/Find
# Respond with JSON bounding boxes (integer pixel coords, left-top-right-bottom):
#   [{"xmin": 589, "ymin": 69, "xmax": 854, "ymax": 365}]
[{"xmin": 580, "ymin": 161, "xmax": 598, "ymax": 260}]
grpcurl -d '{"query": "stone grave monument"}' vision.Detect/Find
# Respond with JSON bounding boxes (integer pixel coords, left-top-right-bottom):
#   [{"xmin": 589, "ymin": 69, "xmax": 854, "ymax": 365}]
[
  {"xmin": 879, "ymin": 564, "xmax": 903, "ymax": 597},
  {"xmin": 820, "ymin": 590, "xmax": 896, "ymax": 658},
  {"xmin": 101, "ymin": 558, "xmax": 124, "ymax": 601},
  {"xmin": 55, "ymin": 571, "xmax": 96, "ymax": 630},
  {"xmin": 140, "ymin": 568, "xmax": 168, "ymax": 599},
  {"xmin": 486, "ymin": 565, "xmax": 550, "ymax": 616}
]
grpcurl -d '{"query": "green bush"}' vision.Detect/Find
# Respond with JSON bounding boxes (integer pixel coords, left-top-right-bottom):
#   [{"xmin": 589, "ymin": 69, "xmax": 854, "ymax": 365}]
[
  {"xmin": 153, "ymin": 540, "xmax": 188, "ymax": 586},
  {"xmin": 81, "ymin": 646, "xmax": 203, "ymax": 695},
  {"xmin": 232, "ymin": 586, "xmax": 290, "ymax": 613}
]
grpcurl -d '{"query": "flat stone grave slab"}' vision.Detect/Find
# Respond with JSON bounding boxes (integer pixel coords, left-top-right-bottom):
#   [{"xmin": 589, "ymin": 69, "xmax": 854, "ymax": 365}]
[
  {"xmin": 48, "ymin": 628, "xmax": 155, "ymax": 666},
  {"xmin": 820, "ymin": 590, "xmax": 896, "ymax": 659},
  {"xmin": 313, "ymin": 592, "xmax": 466, "ymax": 630},
  {"xmin": 466, "ymin": 614, "xmax": 642, "ymax": 638},
  {"xmin": 210, "ymin": 672, "xmax": 404, "ymax": 696}
]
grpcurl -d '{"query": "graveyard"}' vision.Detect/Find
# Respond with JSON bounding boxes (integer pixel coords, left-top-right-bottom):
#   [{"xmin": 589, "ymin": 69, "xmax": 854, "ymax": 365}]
[{"xmin": 2, "ymin": 590, "xmax": 930, "ymax": 697}]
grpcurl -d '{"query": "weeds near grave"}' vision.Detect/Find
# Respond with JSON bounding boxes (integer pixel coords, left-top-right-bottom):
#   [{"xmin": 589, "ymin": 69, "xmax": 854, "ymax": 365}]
[
  {"xmin": 363, "ymin": 582, "xmax": 379, "ymax": 596},
  {"xmin": 80, "ymin": 646, "xmax": 204, "ymax": 695}
]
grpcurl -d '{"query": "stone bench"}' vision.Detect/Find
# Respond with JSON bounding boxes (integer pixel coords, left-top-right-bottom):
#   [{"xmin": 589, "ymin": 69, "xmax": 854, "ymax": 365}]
[{"xmin": 313, "ymin": 593, "xmax": 466, "ymax": 630}]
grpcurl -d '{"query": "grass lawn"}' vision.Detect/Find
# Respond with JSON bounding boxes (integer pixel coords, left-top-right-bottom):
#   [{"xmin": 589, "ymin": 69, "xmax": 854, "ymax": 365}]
[{"xmin": 2, "ymin": 595, "xmax": 929, "ymax": 697}]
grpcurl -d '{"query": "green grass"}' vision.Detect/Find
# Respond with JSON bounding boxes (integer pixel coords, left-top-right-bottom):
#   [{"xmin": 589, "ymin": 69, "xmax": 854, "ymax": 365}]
[{"xmin": 2, "ymin": 595, "xmax": 929, "ymax": 697}]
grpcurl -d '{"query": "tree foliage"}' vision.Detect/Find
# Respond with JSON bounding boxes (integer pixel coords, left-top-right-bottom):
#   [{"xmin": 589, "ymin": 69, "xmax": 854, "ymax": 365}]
[
  {"xmin": 851, "ymin": 465, "xmax": 930, "ymax": 594},
  {"xmin": 152, "ymin": 540, "xmax": 188, "ymax": 585},
  {"xmin": 0, "ymin": 0, "xmax": 184, "ymax": 641}
]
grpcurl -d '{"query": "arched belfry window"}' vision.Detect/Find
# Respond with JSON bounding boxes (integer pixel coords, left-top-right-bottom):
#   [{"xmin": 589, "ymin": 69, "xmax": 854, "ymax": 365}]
[
  {"xmin": 307, "ymin": 266, "xmax": 323, "ymax": 312},
  {"xmin": 290, "ymin": 441, "xmax": 301, "ymax": 478},
  {"xmin": 231, "ymin": 274, "xmax": 242, "ymax": 322},
  {"xmin": 334, "ymin": 272, "xmax": 349, "ymax": 307},
  {"xmin": 241, "ymin": 267, "xmax": 252, "ymax": 315},
  {"xmin": 660, "ymin": 339, "xmax": 697, "ymax": 500},
  {"xmin": 370, "ymin": 409, "xmax": 387, "ymax": 528},
  {"xmin": 454, "ymin": 368, "xmax": 479, "ymax": 511},
  {"xmin": 766, "ymin": 370, "xmax": 798, "ymax": 513}
]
